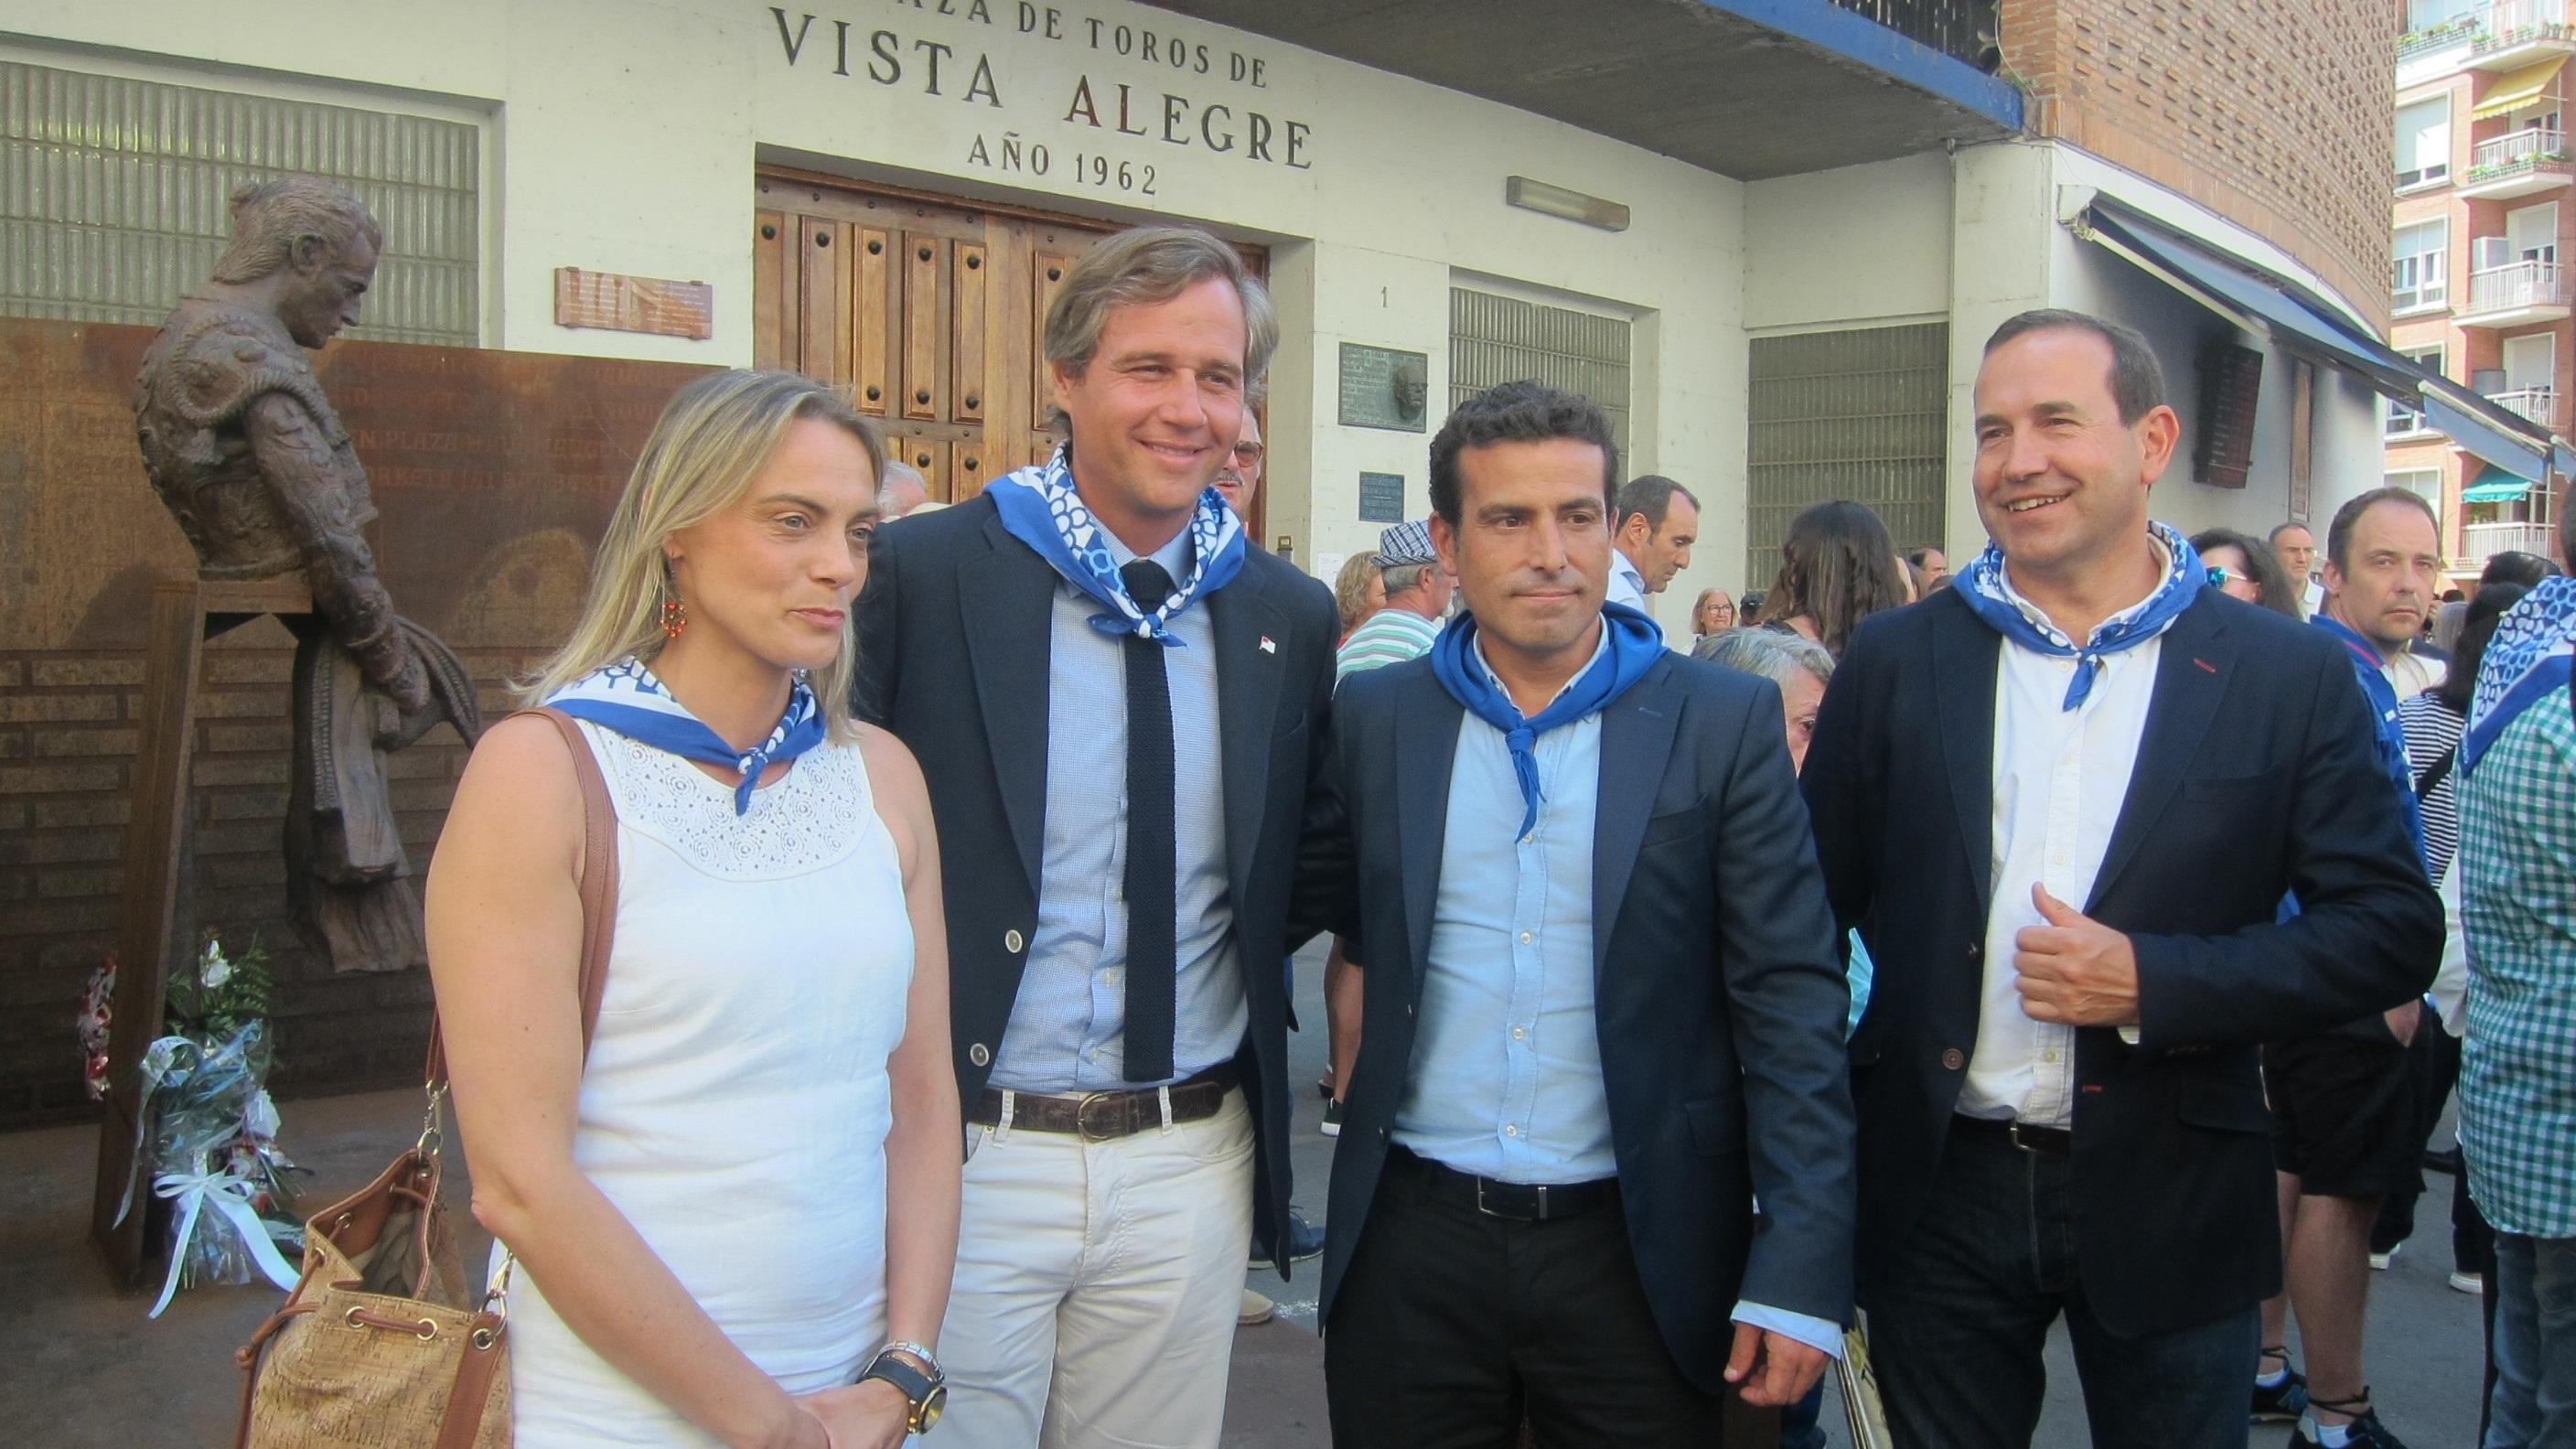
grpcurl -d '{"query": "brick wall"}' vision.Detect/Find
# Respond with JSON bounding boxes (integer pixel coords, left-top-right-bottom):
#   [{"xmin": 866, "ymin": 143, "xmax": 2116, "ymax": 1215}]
[
  {"xmin": 2004, "ymin": 0, "xmax": 2397, "ymax": 331},
  {"xmin": 0, "ymin": 318, "xmax": 709, "ymax": 1130}
]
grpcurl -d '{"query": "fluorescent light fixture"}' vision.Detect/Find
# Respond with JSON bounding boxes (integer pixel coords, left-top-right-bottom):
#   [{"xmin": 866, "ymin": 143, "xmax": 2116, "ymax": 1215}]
[{"xmin": 1506, "ymin": 176, "xmax": 1630, "ymax": 232}]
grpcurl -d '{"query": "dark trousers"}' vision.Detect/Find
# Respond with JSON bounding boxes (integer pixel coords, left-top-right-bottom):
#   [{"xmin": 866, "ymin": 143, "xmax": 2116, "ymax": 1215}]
[
  {"xmin": 1325, "ymin": 1149, "xmax": 1731, "ymax": 1449},
  {"xmin": 2371, "ymin": 1010, "xmax": 2498, "ymax": 1271},
  {"xmin": 1862, "ymin": 1122, "xmax": 2259, "ymax": 1449}
]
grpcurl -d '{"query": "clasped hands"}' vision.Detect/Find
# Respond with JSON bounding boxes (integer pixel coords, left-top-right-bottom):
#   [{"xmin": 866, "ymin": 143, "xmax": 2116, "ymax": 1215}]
[{"xmin": 2012, "ymin": 884, "xmax": 2140, "ymax": 1028}]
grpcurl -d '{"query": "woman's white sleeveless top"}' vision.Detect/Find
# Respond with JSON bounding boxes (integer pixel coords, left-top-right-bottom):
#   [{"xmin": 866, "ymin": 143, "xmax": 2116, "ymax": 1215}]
[{"xmin": 502, "ymin": 724, "xmax": 913, "ymax": 1446}]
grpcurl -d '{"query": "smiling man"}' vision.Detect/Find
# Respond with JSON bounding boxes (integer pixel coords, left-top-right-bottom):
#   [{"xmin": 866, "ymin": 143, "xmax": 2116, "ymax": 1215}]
[
  {"xmin": 1802, "ymin": 310, "xmax": 2440, "ymax": 1449},
  {"xmin": 854, "ymin": 226, "xmax": 1338, "ymax": 1449},
  {"xmin": 1304, "ymin": 381, "xmax": 1854, "ymax": 1446}
]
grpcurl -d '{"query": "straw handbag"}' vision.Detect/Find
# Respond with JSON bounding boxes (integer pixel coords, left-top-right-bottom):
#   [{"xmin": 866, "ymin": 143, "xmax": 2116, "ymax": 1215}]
[{"xmin": 232, "ymin": 709, "xmax": 617, "ymax": 1449}]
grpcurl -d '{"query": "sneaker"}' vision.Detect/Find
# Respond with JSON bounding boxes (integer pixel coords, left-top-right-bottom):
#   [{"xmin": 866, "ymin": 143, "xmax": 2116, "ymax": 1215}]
[
  {"xmin": 2450, "ymin": 1270, "xmax": 2485, "ymax": 1294},
  {"xmin": 1251, "ymin": 1209, "xmax": 1326, "ymax": 1267},
  {"xmin": 2253, "ymin": 1365, "xmax": 2311, "ymax": 1423},
  {"xmin": 2292, "ymin": 1407, "xmax": 2409, "ymax": 1448},
  {"xmin": 2367, "ymin": 1245, "xmax": 2397, "ymax": 1270},
  {"xmin": 1315, "ymin": 1076, "xmax": 1336, "ymax": 1100},
  {"xmin": 1238, "ymin": 1289, "xmax": 1276, "ymax": 1326},
  {"xmin": 1320, "ymin": 1098, "xmax": 1344, "ymax": 1137}
]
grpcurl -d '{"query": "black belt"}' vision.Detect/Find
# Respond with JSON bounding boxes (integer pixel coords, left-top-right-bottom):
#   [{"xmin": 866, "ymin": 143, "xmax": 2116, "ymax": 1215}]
[
  {"xmin": 1384, "ymin": 1144, "xmax": 1618, "ymax": 1221},
  {"xmin": 1952, "ymin": 1113, "xmax": 2072, "ymax": 1157},
  {"xmin": 968, "ymin": 1062, "xmax": 1235, "ymax": 1141}
]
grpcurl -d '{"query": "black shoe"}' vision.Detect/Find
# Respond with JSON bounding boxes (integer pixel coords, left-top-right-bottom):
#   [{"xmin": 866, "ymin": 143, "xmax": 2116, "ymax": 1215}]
[
  {"xmin": 1320, "ymin": 1098, "xmax": 1344, "ymax": 1137},
  {"xmin": 2252, "ymin": 1360, "xmax": 2310, "ymax": 1423},
  {"xmin": 2423, "ymin": 1145, "xmax": 2464, "ymax": 1176},
  {"xmin": 1252, "ymin": 1210, "xmax": 1326, "ymax": 1266},
  {"xmin": 2292, "ymin": 1407, "xmax": 2409, "ymax": 1449}
]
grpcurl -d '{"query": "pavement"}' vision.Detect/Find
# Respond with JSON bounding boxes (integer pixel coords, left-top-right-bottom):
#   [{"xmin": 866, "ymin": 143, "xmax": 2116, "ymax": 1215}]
[{"xmin": 0, "ymin": 939, "xmax": 2494, "ymax": 1447}]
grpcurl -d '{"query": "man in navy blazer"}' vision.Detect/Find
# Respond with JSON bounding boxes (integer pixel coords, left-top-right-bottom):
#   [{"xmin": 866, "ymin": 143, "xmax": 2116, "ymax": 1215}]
[
  {"xmin": 1300, "ymin": 381, "xmax": 1855, "ymax": 1446},
  {"xmin": 1802, "ymin": 310, "xmax": 2441, "ymax": 1448}
]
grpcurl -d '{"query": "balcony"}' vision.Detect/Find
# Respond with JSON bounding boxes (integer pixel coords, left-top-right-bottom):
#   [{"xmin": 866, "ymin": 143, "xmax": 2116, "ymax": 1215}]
[
  {"xmin": 2470, "ymin": 0, "xmax": 2576, "ymax": 70},
  {"xmin": 2457, "ymin": 520, "xmax": 2560, "ymax": 570},
  {"xmin": 2461, "ymin": 128, "xmax": 2576, "ymax": 197},
  {"xmin": 2461, "ymin": 259, "xmax": 2574, "ymax": 323},
  {"xmin": 2488, "ymin": 384, "xmax": 2560, "ymax": 424}
]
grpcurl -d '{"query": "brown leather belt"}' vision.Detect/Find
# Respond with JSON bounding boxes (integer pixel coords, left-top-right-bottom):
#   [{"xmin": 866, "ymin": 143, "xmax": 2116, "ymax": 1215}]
[
  {"xmin": 1384, "ymin": 1144, "xmax": 1618, "ymax": 1221},
  {"xmin": 969, "ymin": 1063, "xmax": 1236, "ymax": 1141},
  {"xmin": 1952, "ymin": 1113, "xmax": 2072, "ymax": 1157}
]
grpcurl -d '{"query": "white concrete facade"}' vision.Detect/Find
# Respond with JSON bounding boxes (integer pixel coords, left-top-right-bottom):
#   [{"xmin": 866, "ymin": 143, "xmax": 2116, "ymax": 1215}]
[{"xmin": 4, "ymin": 0, "xmax": 2384, "ymax": 627}]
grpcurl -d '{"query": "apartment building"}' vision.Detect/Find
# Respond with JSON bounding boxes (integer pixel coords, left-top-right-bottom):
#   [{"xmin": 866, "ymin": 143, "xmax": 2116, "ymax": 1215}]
[{"xmin": 2392, "ymin": 0, "xmax": 2576, "ymax": 579}]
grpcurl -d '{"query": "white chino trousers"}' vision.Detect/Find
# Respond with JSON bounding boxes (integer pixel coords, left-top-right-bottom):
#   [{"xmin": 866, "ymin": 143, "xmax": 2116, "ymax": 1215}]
[{"xmin": 934, "ymin": 1086, "xmax": 1255, "ymax": 1449}]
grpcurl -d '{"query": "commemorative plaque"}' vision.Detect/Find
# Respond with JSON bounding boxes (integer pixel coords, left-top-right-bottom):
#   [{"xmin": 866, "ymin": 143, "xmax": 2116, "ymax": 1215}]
[
  {"xmin": 1337, "ymin": 342, "xmax": 1430, "ymax": 432},
  {"xmin": 1358, "ymin": 471, "xmax": 1406, "ymax": 523}
]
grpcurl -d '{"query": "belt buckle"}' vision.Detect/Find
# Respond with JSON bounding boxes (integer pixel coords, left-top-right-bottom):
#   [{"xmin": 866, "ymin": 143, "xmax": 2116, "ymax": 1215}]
[
  {"xmin": 1074, "ymin": 1092, "xmax": 1123, "ymax": 1142},
  {"xmin": 2007, "ymin": 1122, "xmax": 2046, "ymax": 1154},
  {"xmin": 1473, "ymin": 1178, "xmax": 1544, "ymax": 1220}
]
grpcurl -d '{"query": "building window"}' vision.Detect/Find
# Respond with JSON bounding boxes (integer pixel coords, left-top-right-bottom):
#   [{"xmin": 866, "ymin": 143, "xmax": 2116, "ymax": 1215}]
[
  {"xmin": 2407, "ymin": 0, "xmax": 2477, "ymax": 27},
  {"xmin": 2397, "ymin": 97, "xmax": 2452, "ymax": 188},
  {"xmin": 1744, "ymin": 323, "xmax": 1948, "ymax": 590},
  {"xmin": 2388, "ymin": 346, "xmax": 2444, "ymax": 436},
  {"xmin": 2386, "ymin": 468, "xmax": 2443, "ymax": 510},
  {"xmin": 0, "ymin": 60, "xmax": 479, "ymax": 346},
  {"xmin": 1448, "ymin": 287, "xmax": 1633, "ymax": 454},
  {"xmin": 2394, "ymin": 220, "xmax": 2450, "ymax": 311}
]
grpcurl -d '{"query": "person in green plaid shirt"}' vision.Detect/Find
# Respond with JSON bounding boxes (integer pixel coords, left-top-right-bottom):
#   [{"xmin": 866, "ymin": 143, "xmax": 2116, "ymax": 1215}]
[{"xmin": 2455, "ymin": 499, "xmax": 2576, "ymax": 1449}]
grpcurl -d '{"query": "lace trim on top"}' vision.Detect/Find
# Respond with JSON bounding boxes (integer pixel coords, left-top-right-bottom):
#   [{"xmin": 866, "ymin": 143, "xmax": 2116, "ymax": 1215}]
[{"xmin": 586, "ymin": 724, "xmax": 873, "ymax": 880}]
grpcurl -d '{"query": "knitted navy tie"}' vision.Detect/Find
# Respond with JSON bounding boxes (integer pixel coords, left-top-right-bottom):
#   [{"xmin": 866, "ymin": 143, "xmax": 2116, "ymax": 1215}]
[{"xmin": 1117, "ymin": 559, "xmax": 1178, "ymax": 1083}]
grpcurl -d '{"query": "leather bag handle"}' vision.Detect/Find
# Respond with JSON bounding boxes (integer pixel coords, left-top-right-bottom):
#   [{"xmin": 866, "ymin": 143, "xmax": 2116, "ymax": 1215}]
[{"xmin": 423, "ymin": 705, "xmax": 619, "ymax": 1089}]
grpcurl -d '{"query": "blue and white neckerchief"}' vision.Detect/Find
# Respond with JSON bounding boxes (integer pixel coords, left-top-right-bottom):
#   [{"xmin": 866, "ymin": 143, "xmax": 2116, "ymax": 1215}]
[
  {"xmin": 542, "ymin": 658, "xmax": 824, "ymax": 815},
  {"xmin": 1427, "ymin": 602, "xmax": 1665, "ymax": 840},
  {"xmin": 2463, "ymin": 575, "xmax": 2576, "ymax": 778},
  {"xmin": 985, "ymin": 444, "xmax": 1246, "ymax": 645},
  {"xmin": 1952, "ymin": 522, "xmax": 2204, "ymax": 711}
]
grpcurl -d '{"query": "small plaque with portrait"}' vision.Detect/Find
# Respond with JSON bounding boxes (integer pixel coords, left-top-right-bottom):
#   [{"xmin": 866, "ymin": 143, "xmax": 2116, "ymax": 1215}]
[{"xmin": 1338, "ymin": 342, "xmax": 1430, "ymax": 433}]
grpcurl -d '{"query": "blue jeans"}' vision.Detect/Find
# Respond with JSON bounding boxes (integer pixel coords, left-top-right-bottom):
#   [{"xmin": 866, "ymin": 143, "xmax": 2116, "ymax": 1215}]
[
  {"xmin": 1861, "ymin": 1122, "xmax": 2258, "ymax": 1449},
  {"xmin": 2486, "ymin": 1232, "xmax": 2576, "ymax": 1448}
]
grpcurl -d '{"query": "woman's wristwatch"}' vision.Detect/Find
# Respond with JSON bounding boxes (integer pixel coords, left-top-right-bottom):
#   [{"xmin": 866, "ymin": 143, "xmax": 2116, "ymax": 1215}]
[{"xmin": 858, "ymin": 1341, "xmax": 947, "ymax": 1434}]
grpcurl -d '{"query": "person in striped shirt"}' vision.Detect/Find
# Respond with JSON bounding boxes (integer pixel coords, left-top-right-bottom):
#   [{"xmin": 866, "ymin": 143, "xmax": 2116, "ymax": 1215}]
[{"xmin": 1335, "ymin": 519, "xmax": 1450, "ymax": 687}]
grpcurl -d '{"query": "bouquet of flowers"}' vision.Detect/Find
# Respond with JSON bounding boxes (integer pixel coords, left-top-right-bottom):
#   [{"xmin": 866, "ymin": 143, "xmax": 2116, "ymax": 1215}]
[{"xmin": 104, "ymin": 935, "xmax": 306, "ymax": 1316}]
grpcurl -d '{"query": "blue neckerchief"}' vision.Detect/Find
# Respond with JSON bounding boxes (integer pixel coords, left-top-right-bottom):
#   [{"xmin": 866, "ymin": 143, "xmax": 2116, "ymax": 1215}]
[
  {"xmin": 2464, "ymin": 575, "xmax": 2576, "ymax": 778},
  {"xmin": 986, "ymin": 444, "xmax": 1245, "ymax": 646},
  {"xmin": 1428, "ymin": 602, "xmax": 1665, "ymax": 840},
  {"xmin": 1952, "ymin": 522, "xmax": 2203, "ymax": 710},
  {"xmin": 2313, "ymin": 612, "xmax": 2428, "ymax": 867},
  {"xmin": 543, "ymin": 658, "xmax": 824, "ymax": 815}
]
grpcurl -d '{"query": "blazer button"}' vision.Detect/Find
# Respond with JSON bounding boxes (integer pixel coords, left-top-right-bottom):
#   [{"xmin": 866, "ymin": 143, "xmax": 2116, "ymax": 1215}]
[
  {"xmin": 1004, "ymin": 929, "xmax": 1025, "ymax": 954},
  {"xmin": 1941, "ymin": 1048, "xmax": 1965, "ymax": 1070},
  {"xmin": 970, "ymin": 1043, "xmax": 992, "ymax": 1068},
  {"xmin": 1965, "ymin": 942, "xmax": 1982, "ymax": 961}
]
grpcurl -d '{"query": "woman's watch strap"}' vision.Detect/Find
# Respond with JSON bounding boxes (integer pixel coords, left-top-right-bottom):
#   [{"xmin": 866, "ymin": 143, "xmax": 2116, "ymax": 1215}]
[
  {"xmin": 879, "ymin": 1339, "xmax": 941, "ymax": 1377},
  {"xmin": 859, "ymin": 1345, "xmax": 948, "ymax": 1434}
]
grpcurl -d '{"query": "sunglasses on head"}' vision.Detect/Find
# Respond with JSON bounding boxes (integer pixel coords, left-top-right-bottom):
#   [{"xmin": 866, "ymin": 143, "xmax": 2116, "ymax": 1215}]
[{"xmin": 2206, "ymin": 566, "xmax": 2243, "ymax": 587}]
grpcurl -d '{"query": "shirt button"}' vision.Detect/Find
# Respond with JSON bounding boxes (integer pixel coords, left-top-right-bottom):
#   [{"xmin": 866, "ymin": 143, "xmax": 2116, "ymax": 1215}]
[
  {"xmin": 969, "ymin": 1043, "xmax": 992, "ymax": 1068},
  {"xmin": 2044, "ymin": 1050, "xmax": 2060, "ymax": 1063},
  {"xmin": 1511, "ymin": 1026, "xmax": 1526, "ymax": 1041},
  {"xmin": 1504, "ymin": 1124, "xmax": 1519, "ymax": 1138},
  {"xmin": 1941, "ymin": 1048, "xmax": 1965, "ymax": 1070},
  {"xmin": 1004, "ymin": 929, "xmax": 1025, "ymax": 954},
  {"xmin": 1519, "ymin": 931, "xmax": 1534, "ymax": 945},
  {"xmin": 1103, "ymin": 968, "xmax": 1122, "ymax": 984}
]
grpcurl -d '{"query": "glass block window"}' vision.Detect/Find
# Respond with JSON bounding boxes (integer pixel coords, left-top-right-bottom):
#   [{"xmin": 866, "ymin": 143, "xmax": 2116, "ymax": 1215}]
[
  {"xmin": 1745, "ymin": 323, "xmax": 1948, "ymax": 588},
  {"xmin": 0, "ymin": 60, "xmax": 478, "ymax": 345},
  {"xmin": 1449, "ymin": 286, "xmax": 1632, "ymax": 454}
]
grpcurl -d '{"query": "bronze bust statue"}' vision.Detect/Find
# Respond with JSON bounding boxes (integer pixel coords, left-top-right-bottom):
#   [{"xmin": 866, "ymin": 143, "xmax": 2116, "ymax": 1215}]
[{"xmin": 134, "ymin": 177, "xmax": 479, "ymax": 973}]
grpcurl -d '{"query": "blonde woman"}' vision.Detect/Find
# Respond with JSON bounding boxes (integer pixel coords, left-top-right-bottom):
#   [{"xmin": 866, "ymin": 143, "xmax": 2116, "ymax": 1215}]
[
  {"xmin": 1333, "ymin": 549, "xmax": 1387, "ymax": 643},
  {"xmin": 426, "ymin": 370, "xmax": 961, "ymax": 1449}
]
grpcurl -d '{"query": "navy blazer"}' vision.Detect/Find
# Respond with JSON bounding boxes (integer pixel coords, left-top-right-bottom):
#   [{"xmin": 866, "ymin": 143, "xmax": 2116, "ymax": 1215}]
[
  {"xmin": 853, "ymin": 494, "xmax": 1339, "ymax": 1270},
  {"xmin": 1802, "ymin": 588, "xmax": 2442, "ymax": 1336},
  {"xmin": 1300, "ymin": 651, "xmax": 1857, "ymax": 1392}
]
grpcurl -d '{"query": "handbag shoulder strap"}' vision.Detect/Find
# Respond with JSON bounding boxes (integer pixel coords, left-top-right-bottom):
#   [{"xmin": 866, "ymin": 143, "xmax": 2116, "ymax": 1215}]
[
  {"xmin": 2415, "ymin": 742, "xmax": 2459, "ymax": 801},
  {"xmin": 423, "ymin": 705, "xmax": 619, "ymax": 1088}
]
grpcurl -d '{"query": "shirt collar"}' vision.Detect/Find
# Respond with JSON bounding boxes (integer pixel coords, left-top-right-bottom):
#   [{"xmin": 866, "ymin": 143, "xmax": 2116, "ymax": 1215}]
[
  {"xmin": 1471, "ymin": 621, "xmax": 1611, "ymax": 711},
  {"xmin": 1095, "ymin": 517, "xmax": 1197, "ymax": 581},
  {"xmin": 1995, "ymin": 532, "xmax": 2174, "ymax": 650}
]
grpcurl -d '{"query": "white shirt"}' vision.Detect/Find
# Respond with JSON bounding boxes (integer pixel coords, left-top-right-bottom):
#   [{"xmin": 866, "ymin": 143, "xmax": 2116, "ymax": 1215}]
[{"xmin": 1959, "ymin": 567, "xmax": 2164, "ymax": 1129}]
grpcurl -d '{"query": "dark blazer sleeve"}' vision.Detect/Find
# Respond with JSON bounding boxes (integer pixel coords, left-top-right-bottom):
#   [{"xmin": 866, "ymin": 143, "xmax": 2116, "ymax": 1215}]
[
  {"xmin": 2131, "ymin": 642, "xmax": 2442, "ymax": 1049},
  {"xmin": 852, "ymin": 522, "xmax": 905, "ymax": 726},
  {"xmin": 1709, "ymin": 679, "xmax": 1858, "ymax": 1324}
]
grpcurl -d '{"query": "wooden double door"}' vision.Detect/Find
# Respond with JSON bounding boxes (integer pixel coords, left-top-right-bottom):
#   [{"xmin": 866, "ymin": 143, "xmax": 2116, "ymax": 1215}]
[{"xmin": 752, "ymin": 172, "xmax": 1264, "ymax": 538}]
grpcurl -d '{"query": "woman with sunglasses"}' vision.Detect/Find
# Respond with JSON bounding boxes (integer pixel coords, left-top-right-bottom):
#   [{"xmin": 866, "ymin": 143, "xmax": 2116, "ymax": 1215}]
[{"xmin": 2191, "ymin": 527, "xmax": 2302, "ymax": 617}]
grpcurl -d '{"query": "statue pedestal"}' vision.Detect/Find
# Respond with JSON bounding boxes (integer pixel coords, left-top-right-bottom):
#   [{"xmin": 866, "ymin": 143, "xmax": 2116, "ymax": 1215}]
[{"xmin": 91, "ymin": 574, "xmax": 313, "ymax": 1287}]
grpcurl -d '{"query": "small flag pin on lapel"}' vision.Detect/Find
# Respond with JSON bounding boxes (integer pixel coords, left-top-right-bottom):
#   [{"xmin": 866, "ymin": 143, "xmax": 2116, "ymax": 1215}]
[{"xmin": 1259, "ymin": 636, "xmax": 1277, "ymax": 654}]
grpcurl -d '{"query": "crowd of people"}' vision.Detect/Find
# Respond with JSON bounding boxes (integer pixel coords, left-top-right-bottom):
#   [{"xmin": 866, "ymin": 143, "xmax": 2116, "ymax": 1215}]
[{"xmin": 415, "ymin": 223, "xmax": 2576, "ymax": 1449}]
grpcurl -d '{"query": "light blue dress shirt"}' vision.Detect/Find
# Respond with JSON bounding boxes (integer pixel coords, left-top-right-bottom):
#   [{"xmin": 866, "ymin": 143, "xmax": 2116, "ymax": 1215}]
[
  {"xmin": 1394, "ymin": 631, "xmax": 1842, "ymax": 1358},
  {"xmin": 988, "ymin": 523, "xmax": 1247, "ymax": 1092}
]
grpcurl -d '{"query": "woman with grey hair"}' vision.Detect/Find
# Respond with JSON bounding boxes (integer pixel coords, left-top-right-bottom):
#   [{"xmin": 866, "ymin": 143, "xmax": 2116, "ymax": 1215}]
[{"xmin": 1694, "ymin": 627, "xmax": 1835, "ymax": 772}]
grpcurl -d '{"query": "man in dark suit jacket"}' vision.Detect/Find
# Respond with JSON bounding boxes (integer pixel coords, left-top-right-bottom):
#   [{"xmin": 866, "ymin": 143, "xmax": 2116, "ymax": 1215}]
[
  {"xmin": 853, "ymin": 226, "xmax": 1336, "ymax": 1449},
  {"xmin": 1803, "ymin": 309, "xmax": 2441, "ymax": 1449},
  {"xmin": 1302, "ymin": 381, "xmax": 1855, "ymax": 1447}
]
